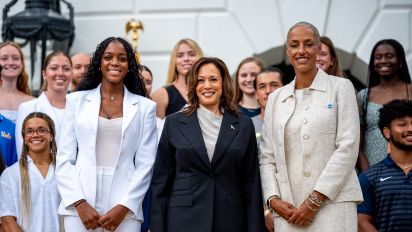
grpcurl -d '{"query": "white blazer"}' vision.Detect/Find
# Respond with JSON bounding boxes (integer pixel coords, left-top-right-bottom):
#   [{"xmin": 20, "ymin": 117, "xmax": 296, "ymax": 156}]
[
  {"xmin": 15, "ymin": 92, "xmax": 65, "ymax": 158},
  {"xmin": 55, "ymin": 84, "xmax": 157, "ymax": 221}
]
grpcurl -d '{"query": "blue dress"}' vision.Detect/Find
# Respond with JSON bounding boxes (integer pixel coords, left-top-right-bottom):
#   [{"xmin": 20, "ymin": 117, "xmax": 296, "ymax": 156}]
[{"xmin": 357, "ymin": 89, "xmax": 388, "ymax": 166}]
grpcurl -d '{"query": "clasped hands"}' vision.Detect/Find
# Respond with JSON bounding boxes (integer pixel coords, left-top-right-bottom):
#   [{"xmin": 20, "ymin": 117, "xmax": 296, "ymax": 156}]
[
  {"xmin": 75, "ymin": 201, "xmax": 129, "ymax": 231},
  {"xmin": 270, "ymin": 197, "xmax": 319, "ymax": 227}
]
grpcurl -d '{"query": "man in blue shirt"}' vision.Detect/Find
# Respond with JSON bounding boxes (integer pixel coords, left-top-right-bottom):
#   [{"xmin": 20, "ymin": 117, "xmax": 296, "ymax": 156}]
[
  {"xmin": 357, "ymin": 99, "xmax": 412, "ymax": 232},
  {"xmin": 0, "ymin": 113, "xmax": 17, "ymax": 167}
]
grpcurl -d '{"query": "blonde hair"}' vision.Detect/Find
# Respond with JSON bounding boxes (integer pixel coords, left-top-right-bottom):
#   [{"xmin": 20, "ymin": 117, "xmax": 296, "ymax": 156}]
[
  {"xmin": 19, "ymin": 112, "xmax": 57, "ymax": 230},
  {"xmin": 165, "ymin": 39, "xmax": 204, "ymax": 84},
  {"xmin": 0, "ymin": 41, "xmax": 32, "ymax": 95}
]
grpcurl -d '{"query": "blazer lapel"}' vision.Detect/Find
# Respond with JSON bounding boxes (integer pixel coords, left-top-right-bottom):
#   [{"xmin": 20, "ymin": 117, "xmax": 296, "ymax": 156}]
[
  {"xmin": 181, "ymin": 112, "xmax": 212, "ymax": 170},
  {"xmin": 121, "ymin": 86, "xmax": 139, "ymax": 134},
  {"xmin": 211, "ymin": 111, "xmax": 239, "ymax": 166},
  {"xmin": 85, "ymin": 85, "xmax": 102, "ymax": 142}
]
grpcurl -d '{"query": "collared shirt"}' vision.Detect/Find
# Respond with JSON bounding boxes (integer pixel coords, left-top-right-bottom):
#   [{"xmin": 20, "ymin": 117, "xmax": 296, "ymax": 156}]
[
  {"xmin": 0, "ymin": 114, "xmax": 17, "ymax": 167},
  {"xmin": 358, "ymin": 154, "xmax": 412, "ymax": 231}
]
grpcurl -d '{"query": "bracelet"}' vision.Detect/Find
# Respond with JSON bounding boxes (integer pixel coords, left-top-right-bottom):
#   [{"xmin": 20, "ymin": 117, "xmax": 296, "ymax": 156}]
[
  {"xmin": 305, "ymin": 199, "xmax": 318, "ymax": 212},
  {"xmin": 308, "ymin": 192, "xmax": 326, "ymax": 207},
  {"xmin": 74, "ymin": 199, "xmax": 86, "ymax": 208},
  {"xmin": 266, "ymin": 195, "xmax": 280, "ymax": 210},
  {"xmin": 307, "ymin": 195, "xmax": 321, "ymax": 207}
]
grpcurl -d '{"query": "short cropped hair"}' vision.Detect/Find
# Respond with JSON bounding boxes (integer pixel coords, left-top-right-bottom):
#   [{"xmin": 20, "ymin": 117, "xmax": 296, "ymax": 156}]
[
  {"xmin": 253, "ymin": 67, "xmax": 285, "ymax": 90},
  {"xmin": 379, "ymin": 99, "xmax": 412, "ymax": 139}
]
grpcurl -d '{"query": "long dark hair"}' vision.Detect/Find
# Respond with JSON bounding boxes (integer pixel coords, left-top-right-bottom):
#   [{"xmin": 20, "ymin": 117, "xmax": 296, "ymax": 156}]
[
  {"xmin": 185, "ymin": 57, "xmax": 239, "ymax": 116},
  {"xmin": 361, "ymin": 39, "xmax": 411, "ymax": 125},
  {"xmin": 76, "ymin": 37, "xmax": 147, "ymax": 97},
  {"xmin": 367, "ymin": 39, "xmax": 411, "ymax": 88}
]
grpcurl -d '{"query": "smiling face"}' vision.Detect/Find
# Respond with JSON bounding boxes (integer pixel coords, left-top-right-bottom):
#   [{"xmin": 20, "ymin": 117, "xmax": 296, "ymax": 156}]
[
  {"xmin": 42, "ymin": 54, "xmax": 72, "ymax": 93},
  {"xmin": 23, "ymin": 117, "xmax": 53, "ymax": 155},
  {"xmin": 374, "ymin": 44, "xmax": 399, "ymax": 78},
  {"xmin": 0, "ymin": 45, "xmax": 23, "ymax": 80},
  {"xmin": 287, "ymin": 25, "xmax": 320, "ymax": 74},
  {"xmin": 100, "ymin": 41, "xmax": 128, "ymax": 85},
  {"xmin": 317, "ymin": 42, "xmax": 333, "ymax": 72},
  {"xmin": 175, "ymin": 42, "xmax": 198, "ymax": 77},
  {"xmin": 384, "ymin": 116, "xmax": 412, "ymax": 152},
  {"xmin": 237, "ymin": 61, "xmax": 261, "ymax": 95},
  {"xmin": 196, "ymin": 63, "xmax": 223, "ymax": 113},
  {"xmin": 255, "ymin": 72, "xmax": 283, "ymax": 109}
]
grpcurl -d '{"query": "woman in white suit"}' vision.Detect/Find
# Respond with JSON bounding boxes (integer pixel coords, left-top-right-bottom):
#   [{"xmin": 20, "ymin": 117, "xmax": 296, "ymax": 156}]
[
  {"xmin": 259, "ymin": 22, "xmax": 362, "ymax": 231},
  {"xmin": 56, "ymin": 37, "xmax": 157, "ymax": 232},
  {"xmin": 15, "ymin": 51, "xmax": 72, "ymax": 157}
]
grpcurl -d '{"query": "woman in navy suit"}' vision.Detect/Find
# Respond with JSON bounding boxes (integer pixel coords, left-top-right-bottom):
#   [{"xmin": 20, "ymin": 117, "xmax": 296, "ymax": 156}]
[{"xmin": 151, "ymin": 57, "xmax": 265, "ymax": 232}]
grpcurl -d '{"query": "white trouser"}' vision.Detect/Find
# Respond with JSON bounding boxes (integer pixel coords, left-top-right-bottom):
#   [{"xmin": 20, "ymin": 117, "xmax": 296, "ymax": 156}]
[
  {"xmin": 63, "ymin": 216, "xmax": 140, "ymax": 232},
  {"xmin": 64, "ymin": 167, "xmax": 140, "ymax": 232}
]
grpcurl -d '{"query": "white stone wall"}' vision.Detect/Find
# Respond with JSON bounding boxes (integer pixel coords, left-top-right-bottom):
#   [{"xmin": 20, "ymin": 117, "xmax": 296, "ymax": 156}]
[{"xmin": 1, "ymin": 0, "xmax": 411, "ymax": 91}]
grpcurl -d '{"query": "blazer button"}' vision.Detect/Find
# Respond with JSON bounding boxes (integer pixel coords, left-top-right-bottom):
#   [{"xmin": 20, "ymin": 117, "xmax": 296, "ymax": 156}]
[
  {"xmin": 303, "ymin": 134, "xmax": 309, "ymax": 140},
  {"xmin": 303, "ymin": 119, "xmax": 308, "ymax": 124},
  {"xmin": 304, "ymin": 172, "xmax": 310, "ymax": 177},
  {"xmin": 304, "ymin": 105, "xmax": 309, "ymax": 110}
]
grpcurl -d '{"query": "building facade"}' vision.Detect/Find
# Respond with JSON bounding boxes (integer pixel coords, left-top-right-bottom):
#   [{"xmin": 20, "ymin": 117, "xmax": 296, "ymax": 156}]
[{"xmin": 1, "ymin": 0, "xmax": 411, "ymax": 91}]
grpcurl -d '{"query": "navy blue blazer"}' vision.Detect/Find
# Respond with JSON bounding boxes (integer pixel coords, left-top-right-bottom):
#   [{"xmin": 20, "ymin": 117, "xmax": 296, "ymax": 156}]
[{"xmin": 150, "ymin": 109, "xmax": 265, "ymax": 232}]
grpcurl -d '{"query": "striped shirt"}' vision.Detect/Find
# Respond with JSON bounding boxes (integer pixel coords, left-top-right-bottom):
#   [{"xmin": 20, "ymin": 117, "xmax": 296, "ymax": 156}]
[{"xmin": 357, "ymin": 155, "xmax": 412, "ymax": 231}]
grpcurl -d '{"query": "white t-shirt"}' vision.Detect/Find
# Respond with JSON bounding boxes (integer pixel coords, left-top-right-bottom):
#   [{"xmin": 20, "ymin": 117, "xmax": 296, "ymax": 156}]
[{"xmin": 0, "ymin": 157, "xmax": 60, "ymax": 231}]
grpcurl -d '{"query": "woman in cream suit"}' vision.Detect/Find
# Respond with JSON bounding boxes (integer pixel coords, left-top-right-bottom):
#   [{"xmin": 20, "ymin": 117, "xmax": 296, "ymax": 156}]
[
  {"xmin": 259, "ymin": 22, "xmax": 362, "ymax": 231},
  {"xmin": 56, "ymin": 37, "xmax": 157, "ymax": 232}
]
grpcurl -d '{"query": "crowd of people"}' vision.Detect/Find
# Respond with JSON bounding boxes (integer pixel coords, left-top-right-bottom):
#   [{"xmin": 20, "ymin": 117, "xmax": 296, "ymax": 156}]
[{"xmin": 0, "ymin": 21, "xmax": 411, "ymax": 232}]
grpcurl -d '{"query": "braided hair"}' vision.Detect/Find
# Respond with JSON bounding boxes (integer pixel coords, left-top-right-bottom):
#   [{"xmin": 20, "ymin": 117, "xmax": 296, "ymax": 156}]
[{"xmin": 19, "ymin": 112, "xmax": 57, "ymax": 231}]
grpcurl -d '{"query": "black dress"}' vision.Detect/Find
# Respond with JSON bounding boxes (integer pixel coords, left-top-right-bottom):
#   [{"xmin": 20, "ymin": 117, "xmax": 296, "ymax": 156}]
[{"xmin": 165, "ymin": 85, "xmax": 187, "ymax": 116}]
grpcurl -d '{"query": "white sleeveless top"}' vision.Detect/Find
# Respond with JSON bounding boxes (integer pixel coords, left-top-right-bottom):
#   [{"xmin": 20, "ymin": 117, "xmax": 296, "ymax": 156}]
[
  {"xmin": 0, "ymin": 110, "xmax": 17, "ymax": 123},
  {"xmin": 96, "ymin": 117, "xmax": 123, "ymax": 167}
]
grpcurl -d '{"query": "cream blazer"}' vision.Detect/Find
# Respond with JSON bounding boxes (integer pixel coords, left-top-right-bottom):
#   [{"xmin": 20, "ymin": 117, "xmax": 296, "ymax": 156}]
[
  {"xmin": 56, "ymin": 85, "xmax": 157, "ymax": 221},
  {"xmin": 259, "ymin": 69, "xmax": 363, "ymax": 206}
]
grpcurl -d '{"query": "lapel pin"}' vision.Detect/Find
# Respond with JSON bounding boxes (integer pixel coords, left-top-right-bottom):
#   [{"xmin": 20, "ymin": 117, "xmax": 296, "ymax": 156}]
[
  {"xmin": 230, "ymin": 125, "xmax": 235, "ymax": 130},
  {"xmin": 327, "ymin": 103, "xmax": 333, "ymax": 109}
]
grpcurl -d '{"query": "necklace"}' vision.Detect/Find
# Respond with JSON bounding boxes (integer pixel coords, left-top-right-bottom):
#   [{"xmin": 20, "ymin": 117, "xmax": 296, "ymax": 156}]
[
  {"xmin": 101, "ymin": 95, "xmax": 116, "ymax": 101},
  {"xmin": 101, "ymin": 94, "xmax": 123, "ymax": 101},
  {"xmin": 400, "ymin": 163, "xmax": 412, "ymax": 170}
]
